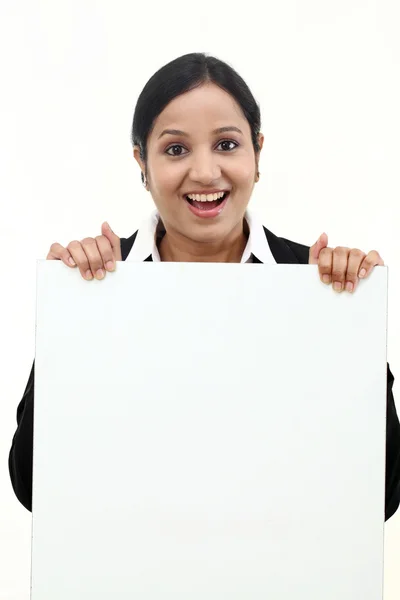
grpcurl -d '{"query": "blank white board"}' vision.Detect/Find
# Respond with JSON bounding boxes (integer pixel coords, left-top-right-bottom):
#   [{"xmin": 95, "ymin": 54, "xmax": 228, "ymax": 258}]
[{"xmin": 32, "ymin": 261, "xmax": 388, "ymax": 600}]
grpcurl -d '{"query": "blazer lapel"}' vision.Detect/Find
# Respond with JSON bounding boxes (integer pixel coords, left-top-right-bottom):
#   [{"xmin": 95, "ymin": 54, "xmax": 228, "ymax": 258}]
[{"xmin": 257, "ymin": 227, "xmax": 302, "ymax": 264}]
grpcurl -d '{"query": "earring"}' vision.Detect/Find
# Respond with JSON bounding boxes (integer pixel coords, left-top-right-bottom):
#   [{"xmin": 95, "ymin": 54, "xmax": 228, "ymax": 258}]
[
  {"xmin": 142, "ymin": 173, "xmax": 147, "ymax": 188},
  {"xmin": 256, "ymin": 171, "xmax": 260, "ymax": 181}
]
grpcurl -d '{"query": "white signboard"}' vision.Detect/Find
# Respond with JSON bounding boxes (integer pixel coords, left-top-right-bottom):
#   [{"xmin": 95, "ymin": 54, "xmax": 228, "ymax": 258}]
[{"xmin": 31, "ymin": 262, "xmax": 388, "ymax": 599}]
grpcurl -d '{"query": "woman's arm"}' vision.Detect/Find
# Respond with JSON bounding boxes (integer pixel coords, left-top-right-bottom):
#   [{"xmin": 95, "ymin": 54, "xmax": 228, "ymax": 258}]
[
  {"xmin": 385, "ymin": 364, "xmax": 400, "ymax": 520},
  {"xmin": 9, "ymin": 229, "xmax": 126, "ymax": 511},
  {"xmin": 8, "ymin": 360, "xmax": 35, "ymax": 511},
  {"xmin": 281, "ymin": 235, "xmax": 400, "ymax": 520}
]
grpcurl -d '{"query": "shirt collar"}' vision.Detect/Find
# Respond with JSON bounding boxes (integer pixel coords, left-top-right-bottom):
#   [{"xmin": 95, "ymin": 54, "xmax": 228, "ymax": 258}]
[{"xmin": 125, "ymin": 208, "xmax": 276, "ymax": 264}]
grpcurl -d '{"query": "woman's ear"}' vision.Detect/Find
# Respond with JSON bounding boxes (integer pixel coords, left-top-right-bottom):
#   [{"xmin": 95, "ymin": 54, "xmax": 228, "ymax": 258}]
[
  {"xmin": 255, "ymin": 133, "xmax": 264, "ymax": 182},
  {"xmin": 133, "ymin": 145, "xmax": 145, "ymax": 172},
  {"xmin": 133, "ymin": 146, "xmax": 149, "ymax": 189}
]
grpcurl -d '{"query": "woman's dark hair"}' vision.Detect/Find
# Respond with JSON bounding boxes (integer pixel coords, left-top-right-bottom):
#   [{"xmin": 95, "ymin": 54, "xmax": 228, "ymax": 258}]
[{"xmin": 131, "ymin": 52, "xmax": 261, "ymax": 182}]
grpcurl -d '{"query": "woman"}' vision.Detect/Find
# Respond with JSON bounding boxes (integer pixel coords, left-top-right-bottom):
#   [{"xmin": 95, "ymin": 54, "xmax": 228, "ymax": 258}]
[{"xmin": 9, "ymin": 52, "xmax": 400, "ymax": 520}]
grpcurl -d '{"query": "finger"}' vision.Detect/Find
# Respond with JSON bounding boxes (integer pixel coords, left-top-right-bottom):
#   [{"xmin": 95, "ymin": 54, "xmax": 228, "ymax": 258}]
[
  {"xmin": 80, "ymin": 237, "xmax": 106, "ymax": 280},
  {"xmin": 46, "ymin": 243, "xmax": 77, "ymax": 268},
  {"xmin": 332, "ymin": 247, "xmax": 350, "ymax": 292},
  {"xmin": 343, "ymin": 249, "xmax": 366, "ymax": 293},
  {"xmin": 358, "ymin": 251, "xmax": 385, "ymax": 279},
  {"xmin": 101, "ymin": 222, "xmax": 122, "ymax": 262},
  {"xmin": 67, "ymin": 241, "xmax": 95, "ymax": 280},
  {"xmin": 95, "ymin": 235, "xmax": 116, "ymax": 272},
  {"xmin": 317, "ymin": 247, "xmax": 333, "ymax": 284},
  {"xmin": 309, "ymin": 232, "xmax": 328, "ymax": 265}
]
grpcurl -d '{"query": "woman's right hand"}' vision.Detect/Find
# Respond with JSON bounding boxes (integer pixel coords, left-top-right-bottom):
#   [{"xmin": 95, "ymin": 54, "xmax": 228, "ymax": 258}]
[{"xmin": 46, "ymin": 222, "xmax": 122, "ymax": 280}]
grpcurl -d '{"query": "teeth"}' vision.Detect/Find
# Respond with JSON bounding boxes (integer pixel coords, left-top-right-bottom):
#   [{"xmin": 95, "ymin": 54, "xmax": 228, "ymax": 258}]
[{"xmin": 187, "ymin": 191, "xmax": 226, "ymax": 202}]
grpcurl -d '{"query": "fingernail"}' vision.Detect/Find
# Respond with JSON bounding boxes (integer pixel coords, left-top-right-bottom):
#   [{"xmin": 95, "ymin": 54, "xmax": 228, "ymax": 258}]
[
  {"xmin": 345, "ymin": 282, "xmax": 353, "ymax": 292},
  {"xmin": 322, "ymin": 274, "xmax": 330, "ymax": 284},
  {"xmin": 85, "ymin": 270, "xmax": 93, "ymax": 280},
  {"xmin": 359, "ymin": 269, "xmax": 367, "ymax": 278},
  {"xmin": 333, "ymin": 281, "xmax": 342, "ymax": 292},
  {"xmin": 96, "ymin": 269, "xmax": 105, "ymax": 280},
  {"xmin": 106, "ymin": 261, "xmax": 115, "ymax": 271},
  {"xmin": 69, "ymin": 257, "xmax": 76, "ymax": 266}
]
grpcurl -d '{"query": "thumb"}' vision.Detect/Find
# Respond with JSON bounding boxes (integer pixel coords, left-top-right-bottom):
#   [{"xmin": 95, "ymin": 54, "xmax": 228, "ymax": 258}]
[
  {"xmin": 309, "ymin": 232, "xmax": 328, "ymax": 265},
  {"xmin": 101, "ymin": 222, "xmax": 122, "ymax": 261}
]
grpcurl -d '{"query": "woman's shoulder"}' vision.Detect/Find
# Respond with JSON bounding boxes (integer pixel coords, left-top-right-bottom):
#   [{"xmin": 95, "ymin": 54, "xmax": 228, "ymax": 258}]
[
  {"xmin": 120, "ymin": 230, "xmax": 139, "ymax": 261},
  {"xmin": 262, "ymin": 225, "xmax": 310, "ymax": 265},
  {"xmin": 279, "ymin": 235, "xmax": 310, "ymax": 264}
]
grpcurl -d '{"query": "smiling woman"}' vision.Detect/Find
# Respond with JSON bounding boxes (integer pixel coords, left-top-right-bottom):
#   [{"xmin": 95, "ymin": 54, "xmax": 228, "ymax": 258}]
[
  {"xmin": 8, "ymin": 52, "xmax": 400, "ymax": 525},
  {"xmin": 130, "ymin": 53, "xmax": 263, "ymax": 263}
]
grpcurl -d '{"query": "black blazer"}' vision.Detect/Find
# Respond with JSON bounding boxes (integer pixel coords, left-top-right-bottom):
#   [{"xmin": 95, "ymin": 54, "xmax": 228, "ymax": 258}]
[{"xmin": 9, "ymin": 226, "xmax": 400, "ymax": 520}]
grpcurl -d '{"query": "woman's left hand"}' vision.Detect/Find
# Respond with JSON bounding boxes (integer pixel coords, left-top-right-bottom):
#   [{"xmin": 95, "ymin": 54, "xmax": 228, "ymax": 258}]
[{"xmin": 309, "ymin": 233, "xmax": 384, "ymax": 293}]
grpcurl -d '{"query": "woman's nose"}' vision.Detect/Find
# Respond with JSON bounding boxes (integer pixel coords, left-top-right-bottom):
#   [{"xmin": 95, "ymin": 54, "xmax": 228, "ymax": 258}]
[{"xmin": 189, "ymin": 155, "xmax": 221, "ymax": 184}]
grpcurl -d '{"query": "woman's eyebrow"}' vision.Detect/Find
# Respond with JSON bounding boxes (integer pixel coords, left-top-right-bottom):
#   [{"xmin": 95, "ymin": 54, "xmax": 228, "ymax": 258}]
[{"xmin": 157, "ymin": 126, "xmax": 243, "ymax": 139}]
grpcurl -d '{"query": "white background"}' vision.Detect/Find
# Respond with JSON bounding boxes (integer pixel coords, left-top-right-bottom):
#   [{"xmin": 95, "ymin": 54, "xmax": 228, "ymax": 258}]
[{"xmin": 1, "ymin": 1, "xmax": 399, "ymax": 598}]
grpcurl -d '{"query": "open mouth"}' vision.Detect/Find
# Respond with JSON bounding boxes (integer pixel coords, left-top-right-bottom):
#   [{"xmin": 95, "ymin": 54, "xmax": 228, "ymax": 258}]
[{"xmin": 185, "ymin": 191, "xmax": 229, "ymax": 211}]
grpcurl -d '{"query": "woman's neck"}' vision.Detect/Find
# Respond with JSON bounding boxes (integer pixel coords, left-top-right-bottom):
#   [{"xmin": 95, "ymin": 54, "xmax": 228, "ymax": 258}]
[{"xmin": 158, "ymin": 219, "xmax": 249, "ymax": 263}]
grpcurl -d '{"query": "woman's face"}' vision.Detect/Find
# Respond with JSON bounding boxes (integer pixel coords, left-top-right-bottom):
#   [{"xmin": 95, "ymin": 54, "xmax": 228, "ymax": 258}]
[{"xmin": 133, "ymin": 82, "xmax": 263, "ymax": 245}]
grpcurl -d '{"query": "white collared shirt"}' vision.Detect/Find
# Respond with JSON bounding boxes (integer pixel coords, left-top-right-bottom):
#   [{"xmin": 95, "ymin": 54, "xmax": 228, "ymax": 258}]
[{"xmin": 125, "ymin": 208, "xmax": 276, "ymax": 264}]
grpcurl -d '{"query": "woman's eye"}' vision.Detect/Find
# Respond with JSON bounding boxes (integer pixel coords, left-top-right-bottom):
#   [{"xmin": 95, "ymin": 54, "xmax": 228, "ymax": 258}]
[
  {"xmin": 166, "ymin": 144, "xmax": 187, "ymax": 156},
  {"xmin": 165, "ymin": 140, "xmax": 238, "ymax": 156},
  {"xmin": 217, "ymin": 140, "xmax": 238, "ymax": 151}
]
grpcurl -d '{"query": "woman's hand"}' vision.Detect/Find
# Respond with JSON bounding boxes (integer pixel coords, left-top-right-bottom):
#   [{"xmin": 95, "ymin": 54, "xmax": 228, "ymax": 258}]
[
  {"xmin": 309, "ymin": 233, "xmax": 384, "ymax": 293},
  {"xmin": 46, "ymin": 222, "xmax": 121, "ymax": 280}
]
